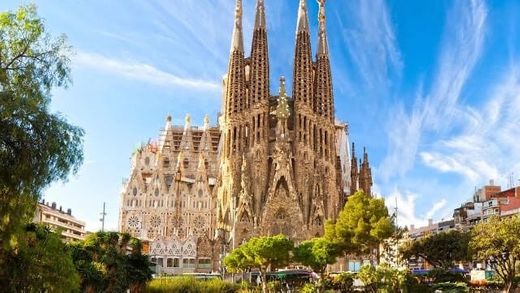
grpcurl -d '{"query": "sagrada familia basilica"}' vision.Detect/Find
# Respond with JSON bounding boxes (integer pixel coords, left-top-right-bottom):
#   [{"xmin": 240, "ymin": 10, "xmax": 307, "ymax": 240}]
[{"xmin": 119, "ymin": 0, "xmax": 373, "ymax": 274}]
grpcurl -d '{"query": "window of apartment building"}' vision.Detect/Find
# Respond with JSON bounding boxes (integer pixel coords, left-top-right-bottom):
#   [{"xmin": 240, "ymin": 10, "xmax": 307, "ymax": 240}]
[
  {"xmin": 174, "ymin": 258, "xmax": 180, "ymax": 267},
  {"xmin": 182, "ymin": 258, "xmax": 196, "ymax": 268},
  {"xmin": 167, "ymin": 258, "xmax": 173, "ymax": 267},
  {"xmin": 198, "ymin": 258, "xmax": 211, "ymax": 268}
]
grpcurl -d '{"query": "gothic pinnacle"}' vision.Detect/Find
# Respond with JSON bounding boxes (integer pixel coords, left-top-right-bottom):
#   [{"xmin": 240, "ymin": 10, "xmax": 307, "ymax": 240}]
[
  {"xmin": 230, "ymin": 0, "xmax": 244, "ymax": 52},
  {"xmin": 317, "ymin": 0, "xmax": 329, "ymax": 56},
  {"xmin": 203, "ymin": 114, "xmax": 210, "ymax": 131},
  {"xmin": 297, "ymin": 0, "xmax": 310, "ymax": 33},
  {"xmin": 254, "ymin": 0, "xmax": 266, "ymax": 30}
]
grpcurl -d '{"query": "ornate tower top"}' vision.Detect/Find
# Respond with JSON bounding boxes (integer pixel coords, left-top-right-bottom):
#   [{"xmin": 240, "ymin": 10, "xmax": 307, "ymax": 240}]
[
  {"xmin": 254, "ymin": 0, "xmax": 266, "ymax": 30},
  {"xmin": 276, "ymin": 77, "xmax": 290, "ymax": 120},
  {"xmin": 230, "ymin": 0, "xmax": 244, "ymax": 52},
  {"xmin": 184, "ymin": 113, "xmax": 191, "ymax": 130},
  {"xmin": 203, "ymin": 114, "xmax": 210, "ymax": 130},
  {"xmin": 165, "ymin": 114, "xmax": 172, "ymax": 130},
  {"xmin": 317, "ymin": 0, "xmax": 329, "ymax": 56},
  {"xmin": 297, "ymin": 0, "xmax": 310, "ymax": 33}
]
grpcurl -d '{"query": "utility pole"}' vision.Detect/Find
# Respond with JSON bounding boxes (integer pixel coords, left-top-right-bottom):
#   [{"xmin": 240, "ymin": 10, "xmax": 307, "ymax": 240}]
[
  {"xmin": 100, "ymin": 202, "xmax": 107, "ymax": 232},
  {"xmin": 393, "ymin": 196, "xmax": 399, "ymax": 266}
]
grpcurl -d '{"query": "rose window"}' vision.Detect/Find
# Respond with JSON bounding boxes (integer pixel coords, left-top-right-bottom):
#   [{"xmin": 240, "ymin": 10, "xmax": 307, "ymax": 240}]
[
  {"xmin": 193, "ymin": 216, "xmax": 205, "ymax": 229},
  {"xmin": 128, "ymin": 216, "xmax": 140, "ymax": 228},
  {"xmin": 150, "ymin": 215, "xmax": 161, "ymax": 228}
]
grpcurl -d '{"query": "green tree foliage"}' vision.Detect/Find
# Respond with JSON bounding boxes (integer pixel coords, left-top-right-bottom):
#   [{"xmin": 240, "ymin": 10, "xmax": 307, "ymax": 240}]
[
  {"xmin": 470, "ymin": 216, "xmax": 520, "ymax": 292},
  {"xmin": 293, "ymin": 237, "xmax": 340, "ymax": 278},
  {"xmin": 69, "ymin": 232, "xmax": 152, "ymax": 292},
  {"xmin": 0, "ymin": 223, "xmax": 80, "ymax": 292},
  {"xmin": 224, "ymin": 235, "xmax": 293, "ymax": 293},
  {"xmin": 325, "ymin": 191, "xmax": 394, "ymax": 257},
  {"xmin": 0, "ymin": 4, "xmax": 83, "ymax": 249},
  {"xmin": 400, "ymin": 230, "xmax": 471, "ymax": 269},
  {"xmin": 223, "ymin": 246, "xmax": 252, "ymax": 273}
]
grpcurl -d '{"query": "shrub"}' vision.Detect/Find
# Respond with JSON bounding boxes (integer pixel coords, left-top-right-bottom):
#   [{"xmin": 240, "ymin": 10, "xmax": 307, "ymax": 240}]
[
  {"xmin": 330, "ymin": 272, "xmax": 355, "ymax": 292},
  {"xmin": 431, "ymin": 282, "xmax": 469, "ymax": 292},
  {"xmin": 427, "ymin": 268, "xmax": 466, "ymax": 283},
  {"xmin": 300, "ymin": 283, "xmax": 318, "ymax": 293},
  {"xmin": 266, "ymin": 280, "xmax": 282, "ymax": 293},
  {"xmin": 402, "ymin": 274, "xmax": 429, "ymax": 293},
  {"xmin": 146, "ymin": 277, "xmax": 240, "ymax": 293}
]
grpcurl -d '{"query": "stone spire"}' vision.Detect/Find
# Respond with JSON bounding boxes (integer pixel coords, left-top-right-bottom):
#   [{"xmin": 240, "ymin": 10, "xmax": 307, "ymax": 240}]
[
  {"xmin": 297, "ymin": 0, "xmax": 310, "ymax": 33},
  {"xmin": 250, "ymin": 0, "xmax": 270, "ymax": 107},
  {"xmin": 350, "ymin": 143, "xmax": 358, "ymax": 195},
  {"xmin": 230, "ymin": 0, "xmax": 244, "ymax": 52},
  {"xmin": 203, "ymin": 114, "xmax": 210, "ymax": 131},
  {"xmin": 317, "ymin": 0, "xmax": 329, "ymax": 56},
  {"xmin": 158, "ymin": 114, "xmax": 173, "ymax": 152},
  {"xmin": 359, "ymin": 147, "xmax": 373, "ymax": 196},
  {"xmin": 254, "ymin": 0, "xmax": 266, "ymax": 29},
  {"xmin": 314, "ymin": 0, "xmax": 333, "ymax": 121},
  {"xmin": 293, "ymin": 0, "xmax": 313, "ymax": 107},
  {"xmin": 224, "ymin": 0, "xmax": 246, "ymax": 117}
]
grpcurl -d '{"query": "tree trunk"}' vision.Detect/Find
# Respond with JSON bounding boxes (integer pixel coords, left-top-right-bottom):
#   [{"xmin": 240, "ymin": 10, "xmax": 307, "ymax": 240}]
[
  {"xmin": 261, "ymin": 269, "xmax": 267, "ymax": 293},
  {"xmin": 505, "ymin": 280, "xmax": 512, "ymax": 293}
]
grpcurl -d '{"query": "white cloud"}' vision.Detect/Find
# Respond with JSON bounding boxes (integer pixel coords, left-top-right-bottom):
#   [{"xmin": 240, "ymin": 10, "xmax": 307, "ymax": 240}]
[
  {"xmin": 336, "ymin": 0, "xmax": 402, "ymax": 91},
  {"xmin": 380, "ymin": 0, "xmax": 487, "ymax": 180},
  {"xmin": 385, "ymin": 189, "xmax": 447, "ymax": 228},
  {"xmin": 426, "ymin": 199, "xmax": 447, "ymax": 220},
  {"xmin": 74, "ymin": 51, "xmax": 220, "ymax": 91},
  {"xmin": 420, "ymin": 65, "xmax": 520, "ymax": 186}
]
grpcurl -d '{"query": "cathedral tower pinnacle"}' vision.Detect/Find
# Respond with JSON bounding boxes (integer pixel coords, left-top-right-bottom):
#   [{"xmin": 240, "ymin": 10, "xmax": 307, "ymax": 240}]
[
  {"xmin": 314, "ymin": 0, "xmax": 333, "ymax": 122},
  {"xmin": 248, "ymin": 0, "xmax": 271, "ymax": 218},
  {"xmin": 224, "ymin": 0, "xmax": 246, "ymax": 119},
  {"xmin": 293, "ymin": 0, "xmax": 313, "ymax": 108},
  {"xmin": 230, "ymin": 0, "xmax": 243, "ymax": 52}
]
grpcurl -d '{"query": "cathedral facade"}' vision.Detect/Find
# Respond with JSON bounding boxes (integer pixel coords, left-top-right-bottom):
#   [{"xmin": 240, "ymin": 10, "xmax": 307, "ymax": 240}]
[{"xmin": 119, "ymin": 0, "xmax": 372, "ymax": 274}]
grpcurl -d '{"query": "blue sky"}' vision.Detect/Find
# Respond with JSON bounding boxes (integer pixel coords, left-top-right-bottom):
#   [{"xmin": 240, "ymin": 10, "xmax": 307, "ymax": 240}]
[{"xmin": 3, "ymin": 0, "xmax": 520, "ymax": 230}]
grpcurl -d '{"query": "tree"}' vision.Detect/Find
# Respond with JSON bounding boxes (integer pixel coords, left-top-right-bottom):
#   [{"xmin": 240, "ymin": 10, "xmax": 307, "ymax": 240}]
[
  {"xmin": 470, "ymin": 216, "xmax": 520, "ymax": 292},
  {"xmin": 224, "ymin": 235, "xmax": 293, "ymax": 293},
  {"xmin": 326, "ymin": 191, "xmax": 394, "ymax": 260},
  {"xmin": 69, "ymin": 232, "xmax": 152, "ymax": 292},
  {"xmin": 0, "ymin": 223, "xmax": 80, "ymax": 292},
  {"xmin": 293, "ymin": 237, "xmax": 340, "ymax": 279},
  {"xmin": 400, "ymin": 230, "xmax": 470, "ymax": 270},
  {"xmin": 223, "ymin": 247, "xmax": 252, "ymax": 274},
  {"xmin": 0, "ymin": 4, "xmax": 83, "ymax": 250}
]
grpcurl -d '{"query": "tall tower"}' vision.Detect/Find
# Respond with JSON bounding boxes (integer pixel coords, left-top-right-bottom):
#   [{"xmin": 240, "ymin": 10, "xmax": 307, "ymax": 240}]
[
  {"xmin": 218, "ymin": 0, "xmax": 246, "ymax": 232},
  {"xmin": 312, "ymin": 0, "xmax": 339, "ymax": 220},
  {"xmin": 359, "ymin": 148, "xmax": 373, "ymax": 196},
  {"xmin": 292, "ymin": 0, "xmax": 316, "ymax": 228},
  {"xmin": 248, "ymin": 0, "xmax": 270, "ymax": 222}
]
